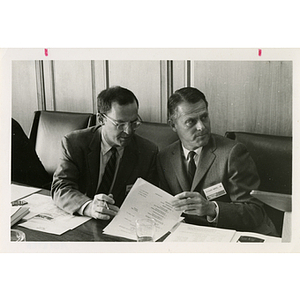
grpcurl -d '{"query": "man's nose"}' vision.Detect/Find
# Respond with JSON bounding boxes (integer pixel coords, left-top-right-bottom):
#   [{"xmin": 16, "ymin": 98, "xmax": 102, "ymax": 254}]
[
  {"xmin": 123, "ymin": 123, "xmax": 133, "ymax": 135},
  {"xmin": 196, "ymin": 119, "xmax": 205, "ymax": 131}
]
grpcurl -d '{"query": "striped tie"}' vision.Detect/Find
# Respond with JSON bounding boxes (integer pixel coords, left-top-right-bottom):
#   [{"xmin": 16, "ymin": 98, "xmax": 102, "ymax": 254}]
[
  {"xmin": 187, "ymin": 151, "xmax": 196, "ymax": 187},
  {"xmin": 98, "ymin": 147, "xmax": 117, "ymax": 194}
]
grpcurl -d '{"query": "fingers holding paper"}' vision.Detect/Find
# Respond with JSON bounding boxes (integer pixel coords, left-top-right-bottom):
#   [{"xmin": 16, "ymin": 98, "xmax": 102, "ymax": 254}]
[
  {"xmin": 171, "ymin": 191, "xmax": 216, "ymax": 218},
  {"xmin": 84, "ymin": 193, "xmax": 119, "ymax": 220}
]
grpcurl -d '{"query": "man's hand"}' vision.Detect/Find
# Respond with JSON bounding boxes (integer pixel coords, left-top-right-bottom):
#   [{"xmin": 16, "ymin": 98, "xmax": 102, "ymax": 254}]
[
  {"xmin": 83, "ymin": 193, "xmax": 119, "ymax": 220},
  {"xmin": 171, "ymin": 191, "xmax": 216, "ymax": 218}
]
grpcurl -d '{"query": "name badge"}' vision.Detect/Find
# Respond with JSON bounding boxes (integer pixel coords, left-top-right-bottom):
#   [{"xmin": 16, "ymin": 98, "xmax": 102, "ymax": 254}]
[{"xmin": 203, "ymin": 183, "xmax": 227, "ymax": 200}]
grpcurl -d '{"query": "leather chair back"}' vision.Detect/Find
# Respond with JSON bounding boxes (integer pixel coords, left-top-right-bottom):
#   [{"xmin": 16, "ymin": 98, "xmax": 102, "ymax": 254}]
[
  {"xmin": 135, "ymin": 121, "xmax": 178, "ymax": 150},
  {"xmin": 12, "ymin": 118, "xmax": 51, "ymax": 189},
  {"xmin": 29, "ymin": 111, "xmax": 96, "ymax": 177},
  {"xmin": 225, "ymin": 131, "xmax": 292, "ymax": 194},
  {"xmin": 225, "ymin": 131, "xmax": 292, "ymax": 236}
]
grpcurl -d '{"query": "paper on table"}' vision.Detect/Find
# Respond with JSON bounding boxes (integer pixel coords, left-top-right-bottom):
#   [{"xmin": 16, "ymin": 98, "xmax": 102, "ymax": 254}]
[
  {"xmin": 21, "ymin": 193, "xmax": 56, "ymax": 221},
  {"xmin": 11, "ymin": 206, "xmax": 30, "ymax": 226},
  {"xmin": 11, "ymin": 206, "xmax": 21, "ymax": 216},
  {"xmin": 165, "ymin": 222, "xmax": 282, "ymax": 243},
  {"xmin": 11, "ymin": 184, "xmax": 41, "ymax": 201},
  {"xmin": 18, "ymin": 193, "xmax": 90, "ymax": 235},
  {"xmin": 164, "ymin": 222, "xmax": 236, "ymax": 242},
  {"xmin": 103, "ymin": 178, "xmax": 183, "ymax": 241}
]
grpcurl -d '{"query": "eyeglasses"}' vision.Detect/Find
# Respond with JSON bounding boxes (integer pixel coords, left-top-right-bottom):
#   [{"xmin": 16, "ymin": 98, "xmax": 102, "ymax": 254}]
[{"xmin": 101, "ymin": 113, "xmax": 142, "ymax": 131}]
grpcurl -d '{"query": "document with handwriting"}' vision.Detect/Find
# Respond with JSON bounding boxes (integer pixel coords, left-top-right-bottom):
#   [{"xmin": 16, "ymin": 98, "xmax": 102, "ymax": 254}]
[{"xmin": 103, "ymin": 178, "xmax": 182, "ymax": 241}]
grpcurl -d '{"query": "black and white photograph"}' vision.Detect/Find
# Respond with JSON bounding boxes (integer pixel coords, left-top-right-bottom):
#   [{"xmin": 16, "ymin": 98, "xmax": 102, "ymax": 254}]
[
  {"xmin": 1, "ymin": 48, "xmax": 298, "ymax": 253},
  {"xmin": 1, "ymin": 2, "xmax": 300, "ymax": 299}
]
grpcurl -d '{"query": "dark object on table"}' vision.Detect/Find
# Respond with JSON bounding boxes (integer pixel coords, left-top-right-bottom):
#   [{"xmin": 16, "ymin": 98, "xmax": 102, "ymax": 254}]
[{"xmin": 237, "ymin": 236, "xmax": 265, "ymax": 243}]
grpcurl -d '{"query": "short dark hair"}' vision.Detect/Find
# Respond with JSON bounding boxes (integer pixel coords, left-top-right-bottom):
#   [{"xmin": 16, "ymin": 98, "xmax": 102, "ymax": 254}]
[
  {"xmin": 97, "ymin": 86, "xmax": 139, "ymax": 114},
  {"xmin": 168, "ymin": 87, "xmax": 208, "ymax": 120}
]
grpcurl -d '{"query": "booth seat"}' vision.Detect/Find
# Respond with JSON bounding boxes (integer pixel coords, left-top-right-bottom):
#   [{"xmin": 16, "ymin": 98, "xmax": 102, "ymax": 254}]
[
  {"xmin": 12, "ymin": 118, "xmax": 52, "ymax": 189},
  {"xmin": 135, "ymin": 121, "xmax": 178, "ymax": 150},
  {"xmin": 29, "ymin": 110, "xmax": 96, "ymax": 179},
  {"xmin": 225, "ymin": 131, "xmax": 292, "ymax": 236},
  {"xmin": 225, "ymin": 131, "xmax": 292, "ymax": 194}
]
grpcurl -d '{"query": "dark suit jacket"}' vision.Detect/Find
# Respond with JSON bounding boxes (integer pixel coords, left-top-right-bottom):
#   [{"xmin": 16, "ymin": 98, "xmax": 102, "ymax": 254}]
[
  {"xmin": 51, "ymin": 126, "xmax": 158, "ymax": 214},
  {"xmin": 157, "ymin": 134, "xmax": 277, "ymax": 235}
]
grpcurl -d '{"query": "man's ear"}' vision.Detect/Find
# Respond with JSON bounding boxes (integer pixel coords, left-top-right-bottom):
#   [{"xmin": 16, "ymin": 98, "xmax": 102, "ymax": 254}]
[
  {"xmin": 168, "ymin": 118, "xmax": 177, "ymax": 133},
  {"xmin": 97, "ymin": 113, "xmax": 104, "ymax": 125}
]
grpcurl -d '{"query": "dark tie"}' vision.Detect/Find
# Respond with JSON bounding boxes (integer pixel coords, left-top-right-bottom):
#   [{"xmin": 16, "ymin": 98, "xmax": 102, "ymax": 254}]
[
  {"xmin": 98, "ymin": 147, "xmax": 117, "ymax": 194},
  {"xmin": 187, "ymin": 151, "xmax": 196, "ymax": 186}
]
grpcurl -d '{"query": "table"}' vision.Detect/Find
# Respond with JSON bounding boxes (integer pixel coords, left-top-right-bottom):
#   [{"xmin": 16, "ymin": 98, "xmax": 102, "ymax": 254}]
[
  {"xmin": 13, "ymin": 217, "xmax": 135, "ymax": 242},
  {"xmin": 11, "ymin": 188, "xmax": 135, "ymax": 242},
  {"xmin": 11, "ymin": 186, "xmax": 172, "ymax": 242},
  {"xmin": 11, "ymin": 184, "xmax": 283, "ymax": 243}
]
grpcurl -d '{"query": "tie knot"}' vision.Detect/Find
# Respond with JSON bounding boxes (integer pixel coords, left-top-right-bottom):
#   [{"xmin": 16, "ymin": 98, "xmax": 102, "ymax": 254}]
[
  {"xmin": 110, "ymin": 147, "xmax": 117, "ymax": 154},
  {"xmin": 188, "ymin": 151, "xmax": 196, "ymax": 160}
]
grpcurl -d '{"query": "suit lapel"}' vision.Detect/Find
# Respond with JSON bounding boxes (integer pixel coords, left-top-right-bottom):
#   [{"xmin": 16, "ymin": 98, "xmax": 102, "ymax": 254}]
[
  {"xmin": 170, "ymin": 142, "xmax": 190, "ymax": 192},
  {"xmin": 191, "ymin": 135, "xmax": 216, "ymax": 191},
  {"xmin": 87, "ymin": 126, "xmax": 102, "ymax": 195}
]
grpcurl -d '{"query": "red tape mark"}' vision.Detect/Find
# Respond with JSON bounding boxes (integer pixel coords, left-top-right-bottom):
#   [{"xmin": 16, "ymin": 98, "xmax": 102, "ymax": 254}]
[
  {"xmin": 258, "ymin": 49, "xmax": 262, "ymax": 56},
  {"xmin": 45, "ymin": 49, "xmax": 48, "ymax": 56}
]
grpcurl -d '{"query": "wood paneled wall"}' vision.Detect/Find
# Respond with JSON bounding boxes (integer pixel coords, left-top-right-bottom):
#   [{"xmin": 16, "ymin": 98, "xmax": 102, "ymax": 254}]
[
  {"xmin": 11, "ymin": 60, "xmax": 292, "ymax": 137},
  {"xmin": 192, "ymin": 61, "xmax": 292, "ymax": 136},
  {"xmin": 12, "ymin": 61, "xmax": 41, "ymax": 134},
  {"xmin": 109, "ymin": 61, "xmax": 165, "ymax": 122}
]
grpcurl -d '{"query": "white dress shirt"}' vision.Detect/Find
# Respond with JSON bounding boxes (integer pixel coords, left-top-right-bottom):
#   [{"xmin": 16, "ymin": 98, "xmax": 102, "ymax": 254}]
[
  {"xmin": 77, "ymin": 132, "xmax": 124, "ymax": 215},
  {"xmin": 181, "ymin": 144, "xmax": 219, "ymax": 223}
]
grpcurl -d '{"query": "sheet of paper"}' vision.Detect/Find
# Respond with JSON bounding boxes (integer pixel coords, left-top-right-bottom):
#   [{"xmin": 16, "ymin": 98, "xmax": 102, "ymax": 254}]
[
  {"xmin": 11, "ymin": 206, "xmax": 21, "ymax": 217},
  {"xmin": 103, "ymin": 178, "xmax": 183, "ymax": 241},
  {"xmin": 11, "ymin": 206, "xmax": 30, "ymax": 226},
  {"xmin": 21, "ymin": 193, "xmax": 56, "ymax": 221},
  {"xmin": 11, "ymin": 184, "xmax": 41, "ymax": 201},
  {"xmin": 164, "ymin": 222, "xmax": 236, "ymax": 242},
  {"xmin": 18, "ymin": 193, "xmax": 90, "ymax": 235}
]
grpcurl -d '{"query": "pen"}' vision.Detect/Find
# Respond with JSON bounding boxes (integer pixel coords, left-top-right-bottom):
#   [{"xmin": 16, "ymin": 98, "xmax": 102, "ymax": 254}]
[{"xmin": 11, "ymin": 200, "xmax": 28, "ymax": 206}]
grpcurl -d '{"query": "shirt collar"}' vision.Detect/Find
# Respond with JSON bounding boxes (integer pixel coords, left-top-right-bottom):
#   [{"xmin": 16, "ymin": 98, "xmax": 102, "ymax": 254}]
[
  {"xmin": 101, "ymin": 130, "xmax": 123, "ymax": 155},
  {"xmin": 181, "ymin": 144, "xmax": 202, "ymax": 160}
]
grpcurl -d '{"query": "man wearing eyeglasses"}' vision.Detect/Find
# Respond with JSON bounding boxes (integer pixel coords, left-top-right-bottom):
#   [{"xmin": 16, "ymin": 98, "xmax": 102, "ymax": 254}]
[{"xmin": 51, "ymin": 86, "xmax": 158, "ymax": 220}]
